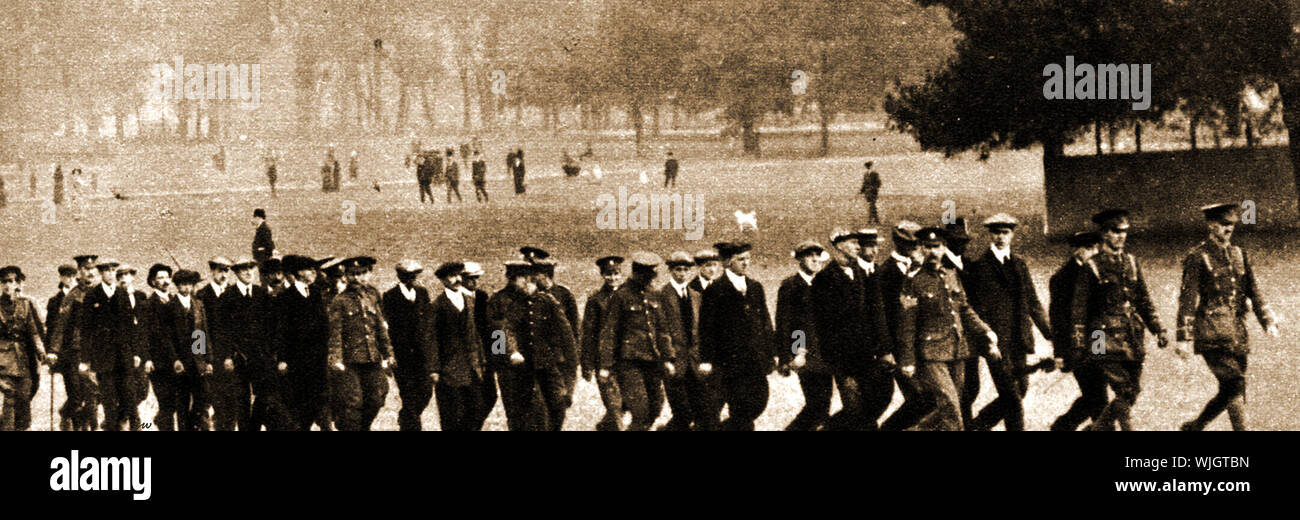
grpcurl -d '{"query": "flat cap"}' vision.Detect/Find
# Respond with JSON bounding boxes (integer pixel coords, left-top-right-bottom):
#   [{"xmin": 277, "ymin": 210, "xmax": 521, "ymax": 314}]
[
  {"xmin": 73, "ymin": 254, "xmax": 99, "ymax": 267},
  {"xmin": 95, "ymin": 258, "xmax": 120, "ymax": 269},
  {"xmin": 916, "ymin": 227, "xmax": 946, "ymax": 246},
  {"xmin": 462, "ymin": 262, "xmax": 485, "ymax": 277},
  {"xmin": 665, "ymin": 252, "xmax": 694, "ymax": 268},
  {"xmin": 893, "ymin": 220, "xmax": 922, "ymax": 243},
  {"xmin": 693, "ymin": 249, "xmax": 720, "ymax": 264},
  {"xmin": 396, "ymin": 259, "xmax": 424, "ymax": 274},
  {"xmin": 792, "ymin": 240, "xmax": 826, "ymax": 258},
  {"xmin": 982, "ymin": 213, "xmax": 1019, "ymax": 230},
  {"xmin": 0, "ymin": 266, "xmax": 25, "ymax": 281},
  {"xmin": 434, "ymin": 261, "xmax": 465, "ymax": 279},
  {"xmin": 1066, "ymin": 231, "xmax": 1102, "ymax": 248},
  {"xmin": 117, "ymin": 264, "xmax": 138, "ymax": 275},
  {"xmin": 829, "ymin": 227, "xmax": 858, "ymax": 244},
  {"xmin": 281, "ymin": 255, "xmax": 317, "ymax": 273},
  {"xmin": 1200, "ymin": 203, "xmax": 1241, "ymax": 223},
  {"xmin": 520, "ymin": 246, "xmax": 551, "ymax": 263},
  {"xmin": 343, "ymin": 256, "xmax": 377, "ymax": 273},
  {"xmin": 1092, "ymin": 209, "xmax": 1131, "ymax": 230},
  {"xmin": 596, "ymin": 255, "xmax": 626, "ymax": 272},
  {"xmin": 629, "ymin": 251, "xmax": 663, "ymax": 269},
  {"xmin": 232, "ymin": 256, "xmax": 258, "ymax": 269},
  {"xmin": 713, "ymin": 241, "xmax": 752, "ymax": 259},
  {"xmin": 57, "ymin": 264, "xmax": 78, "ymax": 276},
  {"xmin": 504, "ymin": 261, "xmax": 535, "ymax": 278},
  {"xmin": 208, "ymin": 257, "xmax": 233, "ymax": 270},
  {"xmin": 173, "ymin": 269, "xmax": 201, "ymax": 285}
]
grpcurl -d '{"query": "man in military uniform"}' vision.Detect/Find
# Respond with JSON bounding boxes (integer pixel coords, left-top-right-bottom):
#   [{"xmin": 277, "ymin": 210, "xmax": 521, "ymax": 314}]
[
  {"xmin": 430, "ymin": 262, "xmax": 487, "ymax": 431},
  {"xmin": 597, "ymin": 252, "xmax": 677, "ymax": 431},
  {"xmin": 275, "ymin": 255, "xmax": 332, "ymax": 430},
  {"xmin": 523, "ymin": 247, "xmax": 580, "ymax": 409},
  {"xmin": 1049, "ymin": 232, "xmax": 1106, "ymax": 431},
  {"xmin": 698, "ymin": 242, "xmax": 776, "ymax": 431},
  {"xmin": 898, "ymin": 228, "xmax": 997, "ymax": 431},
  {"xmin": 1177, "ymin": 203, "xmax": 1278, "ymax": 431},
  {"xmin": 779, "ymin": 240, "xmax": 832, "ymax": 430},
  {"xmin": 879, "ymin": 221, "xmax": 934, "ymax": 431},
  {"xmin": 1071, "ymin": 209, "xmax": 1173, "ymax": 431},
  {"xmin": 964, "ymin": 214, "xmax": 1051, "ymax": 431},
  {"xmin": 488, "ymin": 261, "xmax": 577, "ymax": 431},
  {"xmin": 658, "ymin": 252, "xmax": 717, "ymax": 431},
  {"xmin": 328, "ymin": 256, "xmax": 396, "ymax": 431},
  {"xmin": 460, "ymin": 262, "xmax": 498, "ymax": 429},
  {"xmin": 47, "ymin": 255, "xmax": 100, "ymax": 430},
  {"xmin": 382, "ymin": 260, "xmax": 435, "ymax": 431},
  {"xmin": 581, "ymin": 255, "xmax": 626, "ymax": 431},
  {"xmin": 0, "ymin": 266, "xmax": 47, "ymax": 431}
]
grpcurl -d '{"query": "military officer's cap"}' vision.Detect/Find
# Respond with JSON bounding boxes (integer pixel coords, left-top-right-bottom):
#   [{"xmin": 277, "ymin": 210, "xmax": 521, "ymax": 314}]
[
  {"xmin": 664, "ymin": 252, "xmax": 694, "ymax": 268},
  {"xmin": 854, "ymin": 228, "xmax": 880, "ymax": 243},
  {"xmin": 0, "ymin": 265, "xmax": 25, "ymax": 281},
  {"xmin": 893, "ymin": 221, "xmax": 922, "ymax": 243},
  {"xmin": 1066, "ymin": 231, "xmax": 1102, "ymax": 248},
  {"xmin": 792, "ymin": 240, "xmax": 826, "ymax": 258},
  {"xmin": 629, "ymin": 251, "xmax": 663, "ymax": 270},
  {"xmin": 118, "ymin": 264, "xmax": 138, "ymax": 275},
  {"xmin": 520, "ymin": 246, "xmax": 551, "ymax": 263},
  {"xmin": 232, "ymin": 256, "xmax": 258, "ymax": 270},
  {"xmin": 462, "ymin": 262, "xmax": 485, "ymax": 278},
  {"xmin": 1091, "ymin": 209, "xmax": 1130, "ymax": 231},
  {"xmin": 713, "ymin": 241, "xmax": 751, "ymax": 259},
  {"xmin": 208, "ymin": 256, "xmax": 234, "ymax": 270},
  {"xmin": 95, "ymin": 257, "xmax": 120, "ymax": 270},
  {"xmin": 944, "ymin": 218, "xmax": 972, "ymax": 245},
  {"xmin": 282, "ymin": 255, "xmax": 317, "ymax": 273},
  {"xmin": 982, "ymin": 213, "xmax": 1018, "ymax": 231},
  {"xmin": 173, "ymin": 269, "xmax": 201, "ymax": 285},
  {"xmin": 434, "ymin": 261, "xmax": 465, "ymax": 279},
  {"xmin": 533, "ymin": 260, "xmax": 558, "ymax": 277},
  {"xmin": 693, "ymin": 249, "xmax": 720, "ymax": 264},
  {"xmin": 1200, "ymin": 203, "xmax": 1241, "ymax": 224},
  {"xmin": 57, "ymin": 264, "xmax": 78, "ymax": 276},
  {"xmin": 829, "ymin": 227, "xmax": 858, "ymax": 244},
  {"xmin": 73, "ymin": 254, "xmax": 99, "ymax": 267},
  {"xmin": 261, "ymin": 257, "xmax": 283, "ymax": 274},
  {"xmin": 504, "ymin": 261, "xmax": 535, "ymax": 278},
  {"xmin": 596, "ymin": 255, "xmax": 626, "ymax": 273},
  {"xmin": 916, "ymin": 227, "xmax": 946, "ymax": 247},
  {"xmin": 343, "ymin": 256, "xmax": 377, "ymax": 274},
  {"xmin": 396, "ymin": 259, "xmax": 423, "ymax": 274}
]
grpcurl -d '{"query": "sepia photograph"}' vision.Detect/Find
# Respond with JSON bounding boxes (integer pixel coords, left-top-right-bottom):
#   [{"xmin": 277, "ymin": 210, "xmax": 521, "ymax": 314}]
[{"xmin": 0, "ymin": 0, "xmax": 1295, "ymax": 503}]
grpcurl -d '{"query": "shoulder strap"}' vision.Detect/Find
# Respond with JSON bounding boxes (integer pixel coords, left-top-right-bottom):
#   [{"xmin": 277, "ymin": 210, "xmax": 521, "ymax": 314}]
[{"xmin": 1230, "ymin": 246, "xmax": 1245, "ymax": 277}]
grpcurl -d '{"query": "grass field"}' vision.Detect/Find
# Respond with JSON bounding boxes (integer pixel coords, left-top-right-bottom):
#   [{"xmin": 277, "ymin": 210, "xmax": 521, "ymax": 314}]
[{"xmin": 4, "ymin": 130, "xmax": 1297, "ymax": 431}]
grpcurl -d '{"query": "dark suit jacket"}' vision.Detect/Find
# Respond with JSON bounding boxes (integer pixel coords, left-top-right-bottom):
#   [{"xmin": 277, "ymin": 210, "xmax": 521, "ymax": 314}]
[
  {"xmin": 699, "ymin": 273, "xmax": 775, "ymax": 374},
  {"xmin": 545, "ymin": 284, "xmax": 580, "ymax": 347},
  {"xmin": 812, "ymin": 264, "xmax": 890, "ymax": 374},
  {"xmin": 1048, "ymin": 259, "xmax": 1084, "ymax": 362},
  {"xmin": 78, "ymin": 284, "xmax": 130, "ymax": 372},
  {"xmin": 657, "ymin": 282, "xmax": 702, "ymax": 369},
  {"xmin": 274, "ymin": 285, "xmax": 329, "ymax": 383},
  {"xmin": 775, "ymin": 273, "xmax": 823, "ymax": 371},
  {"xmin": 146, "ymin": 293, "xmax": 179, "ymax": 366},
  {"xmin": 381, "ymin": 284, "xmax": 434, "ymax": 374},
  {"xmin": 965, "ymin": 249, "xmax": 1050, "ymax": 356},
  {"xmin": 877, "ymin": 256, "xmax": 912, "ymax": 359},
  {"xmin": 580, "ymin": 285, "xmax": 618, "ymax": 374},
  {"xmin": 197, "ymin": 283, "xmax": 234, "ymax": 361},
  {"xmin": 431, "ymin": 290, "xmax": 485, "ymax": 387},
  {"xmin": 224, "ymin": 284, "xmax": 271, "ymax": 365},
  {"xmin": 167, "ymin": 297, "xmax": 210, "ymax": 371},
  {"xmin": 117, "ymin": 289, "xmax": 151, "ymax": 366},
  {"xmin": 252, "ymin": 222, "xmax": 275, "ymax": 263}
]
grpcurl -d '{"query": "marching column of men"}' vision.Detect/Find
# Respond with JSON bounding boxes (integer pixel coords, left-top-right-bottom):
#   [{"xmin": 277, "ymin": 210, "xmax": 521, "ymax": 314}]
[{"xmin": 6, "ymin": 201, "xmax": 1282, "ymax": 431}]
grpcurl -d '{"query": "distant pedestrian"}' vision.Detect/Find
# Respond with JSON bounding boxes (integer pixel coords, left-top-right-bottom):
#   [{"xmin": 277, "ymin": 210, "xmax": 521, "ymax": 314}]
[
  {"xmin": 510, "ymin": 149, "xmax": 526, "ymax": 195},
  {"xmin": 663, "ymin": 150, "xmax": 679, "ymax": 188},
  {"xmin": 265, "ymin": 152, "xmax": 278, "ymax": 198},
  {"xmin": 860, "ymin": 161, "xmax": 881, "ymax": 224},
  {"xmin": 252, "ymin": 209, "xmax": 276, "ymax": 264},
  {"xmin": 52, "ymin": 164, "xmax": 63, "ymax": 205},
  {"xmin": 348, "ymin": 151, "xmax": 359, "ymax": 180},
  {"xmin": 445, "ymin": 148, "xmax": 462, "ymax": 203},
  {"xmin": 0, "ymin": 173, "xmax": 7, "ymax": 208},
  {"xmin": 471, "ymin": 150, "xmax": 488, "ymax": 203},
  {"xmin": 415, "ymin": 153, "xmax": 435, "ymax": 204}
]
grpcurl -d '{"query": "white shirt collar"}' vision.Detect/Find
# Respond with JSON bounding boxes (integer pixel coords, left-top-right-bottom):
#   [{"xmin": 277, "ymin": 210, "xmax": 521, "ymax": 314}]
[
  {"xmin": 61, "ymin": 285, "xmax": 72, "ymax": 296},
  {"xmin": 698, "ymin": 277, "xmax": 711, "ymax": 290},
  {"xmin": 891, "ymin": 251, "xmax": 912, "ymax": 272},
  {"xmin": 294, "ymin": 280, "xmax": 310, "ymax": 298},
  {"xmin": 154, "ymin": 290, "xmax": 170, "ymax": 303},
  {"xmin": 336, "ymin": 280, "xmax": 347, "ymax": 293},
  {"xmin": 101, "ymin": 282, "xmax": 116, "ymax": 298},
  {"xmin": 856, "ymin": 257, "xmax": 874, "ymax": 274},
  {"xmin": 445, "ymin": 287, "xmax": 465, "ymax": 311},
  {"xmin": 991, "ymin": 244, "xmax": 1011, "ymax": 264},
  {"xmin": 724, "ymin": 269, "xmax": 747, "ymax": 293},
  {"xmin": 210, "ymin": 281, "xmax": 226, "ymax": 297},
  {"xmin": 797, "ymin": 269, "xmax": 815, "ymax": 286},
  {"xmin": 236, "ymin": 280, "xmax": 253, "ymax": 296},
  {"xmin": 669, "ymin": 278, "xmax": 690, "ymax": 297},
  {"xmin": 842, "ymin": 264, "xmax": 855, "ymax": 280},
  {"xmin": 178, "ymin": 294, "xmax": 192, "ymax": 309},
  {"xmin": 399, "ymin": 283, "xmax": 417, "ymax": 301}
]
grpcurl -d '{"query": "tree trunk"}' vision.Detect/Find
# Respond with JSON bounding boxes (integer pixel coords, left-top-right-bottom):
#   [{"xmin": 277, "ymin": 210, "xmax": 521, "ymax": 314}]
[
  {"xmin": 1245, "ymin": 119, "xmax": 1256, "ymax": 148},
  {"xmin": 460, "ymin": 66, "xmax": 472, "ymax": 133},
  {"xmin": 397, "ymin": 81, "xmax": 408, "ymax": 133},
  {"xmin": 631, "ymin": 103, "xmax": 643, "ymax": 158},
  {"xmin": 652, "ymin": 105, "xmax": 660, "ymax": 136},
  {"xmin": 1107, "ymin": 120, "xmax": 1117, "ymax": 152},
  {"xmin": 421, "ymin": 84, "xmax": 435, "ymax": 132},
  {"xmin": 1189, "ymin": 113, "xmax": 1198, "ymax": 150},
  {"xmin": 742, "ymin": 119, "xmax": 760, "ymax": 157},
  {"xmin": 1094, "ymin": 120, "xmax": 1102, "ymax": 155},
  {"xmin": 1278, "ymin": 80, "xmax": 1300, "ymax": 220},
  {"xmin": 818, "ymin": 97, "xmax": 831, "ymax": 157},
  {"xmin": 1135, "ymin": 120, "xmax": 1142, "ymax": 153}
]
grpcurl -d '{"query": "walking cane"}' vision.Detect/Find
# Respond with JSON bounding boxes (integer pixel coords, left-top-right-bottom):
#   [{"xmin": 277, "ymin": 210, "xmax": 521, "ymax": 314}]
[{"xmin": 50, "ymin": 365, "xmax": 56, "ymax": 431}]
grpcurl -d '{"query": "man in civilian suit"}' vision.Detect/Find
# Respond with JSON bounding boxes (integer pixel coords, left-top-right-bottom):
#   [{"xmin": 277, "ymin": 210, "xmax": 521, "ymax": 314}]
[
  {"xmin": 698, "ymin": 241, "xmax": 776, "ymax": 431},
  {"xmin": 382, "ymin": 260, "xmax": 435, "ymax": 430},
  {"xmin": 658, "ymin": 252, "xmax": 717, "ymax": 431},
  {"xmin": 777, "ymin": 241, "xmax": 831, "ymax": 430},
  {"xmin": 275, "ymin": 255, "xmax": 332, "ymax": 430},
  {"xmin": 430, "ymin": 262, "xmax": 488, "ymax": 431},
  {"xmin": 1049, "ymin": 232, "xmax": 1106, "ymax": 431}
]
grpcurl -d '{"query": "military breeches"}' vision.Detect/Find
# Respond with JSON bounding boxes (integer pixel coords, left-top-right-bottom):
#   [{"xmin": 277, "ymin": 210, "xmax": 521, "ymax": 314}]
[
  {"xmin": 1087, "ymin": 359, "xmax": 1143, "ymax": 431},
  {"xmin": 0, "ymin": 375, "xmax": 31, "ymax": 431},
  {"xmin": 917, "ymin": 359, "xmax": 966, "ymax": 431},
  {"xmin": 499, "ymin": 367, "xmax": 566, "ymax": 431},
  {"xmin": 614, "ymin": 362, "xmax": 666, "ymax": 431},
  {"xmin": 1051, "ymin": 364, "xmax": 1108, "ymax": 431},
  {"xmin": 881, "ymin": 368, "xmax": 934, "ymax": 431},
  {"xmin": 1191, "ymin": 350, "xmax": 1248, "ymax": 429},
  {"xmin": 330, "ymin": 363, "xmax": 389, "ymax": 431},
  {"xmin": 595, "ymin": 371, "xmax": 623, "ymax": 431}
]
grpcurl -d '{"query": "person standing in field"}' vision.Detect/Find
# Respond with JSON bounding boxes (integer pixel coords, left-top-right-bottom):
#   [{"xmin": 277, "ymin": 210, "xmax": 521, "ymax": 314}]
[
  {"xmin": 471, "ymin": 150, "xmax": 488, "ymax": 203},
  {"xmin": 663, "ymin": 150, "xmax": 679, "ymax": 189},
  {"xmin": 860, "ymin": 161, "xmax": 882, "ymax": 224}
]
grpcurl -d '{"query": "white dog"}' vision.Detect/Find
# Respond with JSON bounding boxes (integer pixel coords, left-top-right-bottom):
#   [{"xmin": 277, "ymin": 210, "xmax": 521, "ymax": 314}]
[{"xmin": 734, "ymin": 210, "xmax": 758, "ymax": 231}]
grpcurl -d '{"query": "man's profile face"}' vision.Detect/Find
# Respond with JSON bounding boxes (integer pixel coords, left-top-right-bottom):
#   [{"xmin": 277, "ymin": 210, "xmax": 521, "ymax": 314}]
[{"xmin": 726, "ymin": 252, "xmax": 751, "ymax": 276}]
